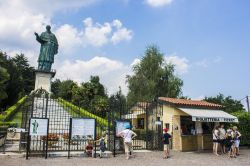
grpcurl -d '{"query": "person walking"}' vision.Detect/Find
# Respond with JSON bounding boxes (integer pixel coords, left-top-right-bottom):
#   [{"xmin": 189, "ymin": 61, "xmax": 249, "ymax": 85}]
[
  {"xmin": 219, "ymin": 124, "xmax": 226, "ymax": 154},
  {"xmin": 163, "ymin": 128, "xmax": 171, "ymax": 159},
  {"xmin": 212, "ymin": 125, "xmax": 220, "ymax": 156},
  {"xmin": 118, "ymin": 124, "xmax": 137, "ymax": 159},
  {"xmin": 233, "ymin": 126, "xmax": 241, "ymax": 156}
]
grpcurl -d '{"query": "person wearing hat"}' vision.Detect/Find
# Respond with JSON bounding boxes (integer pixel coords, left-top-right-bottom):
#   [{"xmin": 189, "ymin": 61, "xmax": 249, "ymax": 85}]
[
  {"xmin": 118, "ymin": 123, "xmax": 137, "ymax": 159},
  {"xmin": 163, "ymin": 128, "xmax": 171, "ymax": 159},
  {"xmin": 233, "ymin": 126, "xmax": 241, "ymax": 156}
]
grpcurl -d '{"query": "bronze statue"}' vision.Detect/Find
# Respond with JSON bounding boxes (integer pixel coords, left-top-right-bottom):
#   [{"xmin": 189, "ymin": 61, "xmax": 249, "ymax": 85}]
[{"xmin": 34, "ymin": 25, "xmax": 58, "ymax": 71}]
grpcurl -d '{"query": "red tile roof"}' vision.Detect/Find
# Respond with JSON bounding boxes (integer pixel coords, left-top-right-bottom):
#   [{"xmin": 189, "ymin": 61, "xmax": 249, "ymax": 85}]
[{"xmin": 158, "ymin": 97, "xmax": 223, "ymax": 108}]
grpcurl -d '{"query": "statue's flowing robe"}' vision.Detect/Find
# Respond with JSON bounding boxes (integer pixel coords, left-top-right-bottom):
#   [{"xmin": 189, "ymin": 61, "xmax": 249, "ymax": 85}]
[{"xmin": 36, "ymin": 31, "xmax": 58, "ymax": 68}]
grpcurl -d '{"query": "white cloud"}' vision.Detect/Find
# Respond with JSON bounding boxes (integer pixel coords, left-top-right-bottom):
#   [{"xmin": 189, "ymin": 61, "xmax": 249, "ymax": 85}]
[
  {"xmin": 111, "ymin": 19, "xmax": 133, "ymax": 44},
  {"xmin": 55, "ymin": 24, "xmax": 83, "ymax": 53},
  {"xmin": 111, "ymin": 27, "xmax": 133, "ymax": 44},
  {"xmin": 145, "ymin": 0, "xmax": 173, "ymax": 7},
  {"xmin": 164, "ymin": 55, "xmax": 189, "ymax": 74},
  {"xmin": 83, "ymin": 17, "xmax": 112, "ymax": 46},
  {"xmin": 55, "ymin": 56, "xmax": 133, "ymax": 95},
  {"xmin": 83, "ymin": 18, "xmax": 133, "ymax": 46}
]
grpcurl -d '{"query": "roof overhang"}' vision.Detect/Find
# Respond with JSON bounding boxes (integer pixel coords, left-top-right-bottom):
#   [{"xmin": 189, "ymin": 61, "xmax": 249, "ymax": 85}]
[{"xmin": 178, "ymin": 108, "xmax": 238, "ymax": 123}]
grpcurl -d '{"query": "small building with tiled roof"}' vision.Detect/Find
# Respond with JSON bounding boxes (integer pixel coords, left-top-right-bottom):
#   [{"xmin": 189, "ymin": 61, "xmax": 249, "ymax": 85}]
[{"xmin": 158, "ymin": 97, "xmax": 238, "ymax": 151}]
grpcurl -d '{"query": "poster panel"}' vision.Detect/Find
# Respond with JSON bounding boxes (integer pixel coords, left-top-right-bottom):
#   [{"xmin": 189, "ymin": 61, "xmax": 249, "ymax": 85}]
[
  {"xmin": 29, "ymin": 118, "xmax": 48, "ymax": 136},
  {"xmin": 116, "ymin": 121, "xmax": 130, "ymax": 136},
  {"xmin": 71, "ymin": 118, "xmax": 95, "ymax": 140}
]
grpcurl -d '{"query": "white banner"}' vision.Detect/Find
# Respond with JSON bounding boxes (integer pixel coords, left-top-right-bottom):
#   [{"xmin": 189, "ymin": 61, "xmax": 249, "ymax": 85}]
[
  {"xmin": 71, "ymin": 118, "xmax": 95, "ymax": 139},
  {"xmin": 29, "ymin": 118, "xmax": 48, "ymax": 136},
  {"xmin": 192, "ymin": 117, "xmax": 238, "ymax": 122},
  {"xmin": 116, "ymin": 121, "xmax": 130, "ymax": 136}
]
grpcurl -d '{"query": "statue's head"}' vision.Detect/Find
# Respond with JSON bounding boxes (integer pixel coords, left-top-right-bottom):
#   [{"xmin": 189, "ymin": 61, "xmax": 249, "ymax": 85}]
[{"xmin": 46, "ymin": 25, "xmax": 51, "ymax": 32}]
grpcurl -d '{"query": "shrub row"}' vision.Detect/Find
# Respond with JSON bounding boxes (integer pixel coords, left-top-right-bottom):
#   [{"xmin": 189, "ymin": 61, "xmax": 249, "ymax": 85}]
[
  {"xmin": 0, "ymin": 96, "xmax": 26, "ymax": 122},
  {"xmin": 58, "ymin": 98, "xmax": 109, "ymax": 127}
]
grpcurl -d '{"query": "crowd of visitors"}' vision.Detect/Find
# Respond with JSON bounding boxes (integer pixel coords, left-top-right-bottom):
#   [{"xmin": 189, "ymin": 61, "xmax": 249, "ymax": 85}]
[{"xmin": 213, "ymin": 124, "xmax": 241, "ymax": 158}]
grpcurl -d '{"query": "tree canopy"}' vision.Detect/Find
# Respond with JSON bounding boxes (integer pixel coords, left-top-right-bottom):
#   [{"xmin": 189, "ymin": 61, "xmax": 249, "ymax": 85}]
[
  {"xmin": 204, "ymin": 93, "xmax": 245, "ymax": 113},
  {"xmin": 126, "ymin": 45, "xmax": 183, "ymax": 104},
  {"xmin": 51, "ymin": 76, "xmax": 108, "ymax": 117},
  {"xmin": 0, "ymin": 52, "xmax": 35, "ymax": 110}
]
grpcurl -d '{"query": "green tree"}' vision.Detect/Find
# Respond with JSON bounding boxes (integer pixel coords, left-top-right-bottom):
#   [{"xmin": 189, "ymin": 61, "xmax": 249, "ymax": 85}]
[
  {"xmin": 12, "ymin": 54, "xmax": 35, "ymax": 95},
  {"xmin": 58, "ymin": 80, "xmax": 78, "ymax": 101},
  {"xmin": 126, "ymin": 45, "xmax": 183, "ymax": 104},
  {"xmin": 109, "ymin": 87, "xmax": 127, "ymax": 118},
  {"xmin": 0, "ymin": 52, "xmax": 23, "ymax": 108},
  {"xmin": 204, "ymin": 93, "xmax": 245, "ymax": 113},
  {"xmin": 51, "ymin": 79, "xmax": 61, "ymax": 98},
  {"xmin": 71, "ymin": 76, "xmax": 108, "ymax": 116},
  {"xmin": 0, "ymin": 66, "xmax": 10, "ymax": 102}
]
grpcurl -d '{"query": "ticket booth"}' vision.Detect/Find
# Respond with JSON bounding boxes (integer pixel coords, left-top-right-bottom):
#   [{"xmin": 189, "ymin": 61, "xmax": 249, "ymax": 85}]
[{"xmin": 158, "ymin": 97, "xmax": 238, "ymax": 151}]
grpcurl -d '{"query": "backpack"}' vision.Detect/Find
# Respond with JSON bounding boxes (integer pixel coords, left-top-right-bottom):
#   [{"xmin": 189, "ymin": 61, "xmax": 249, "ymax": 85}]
[{"xmin": 100, "ymin": 138, "xmax": 106, "ymax": 152}]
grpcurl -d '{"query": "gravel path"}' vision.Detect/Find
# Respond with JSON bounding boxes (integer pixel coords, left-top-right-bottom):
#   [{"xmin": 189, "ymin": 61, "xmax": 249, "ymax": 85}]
[{"xmin": 1, "ymin": 150, "xmax": 250, "ymax": 166}]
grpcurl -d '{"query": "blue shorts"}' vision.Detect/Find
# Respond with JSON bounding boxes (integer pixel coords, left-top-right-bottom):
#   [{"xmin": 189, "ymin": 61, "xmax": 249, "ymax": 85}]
[{"xmin": 235, "ymin": 140, "xmax": 240, "ymax": 148}]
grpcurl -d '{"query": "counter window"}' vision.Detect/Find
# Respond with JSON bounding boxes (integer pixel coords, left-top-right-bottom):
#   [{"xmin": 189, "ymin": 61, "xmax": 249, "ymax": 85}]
[
  {"xmin": 202, "ymin": 122, "xmax": 214, "ymax": 134},
  {"xmin": 180, "ymin": 116, "xmax": 195, "ymax": 135}
]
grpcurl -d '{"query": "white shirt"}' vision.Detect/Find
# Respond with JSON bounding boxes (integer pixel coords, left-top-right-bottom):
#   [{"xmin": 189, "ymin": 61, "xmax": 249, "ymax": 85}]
[
  {"xmin": 120, "ymin": 129, "xmax": 136, "ymax": 143},
  {"xmin": 219, "ymin": 128, "xmax": 226, "ymax": 139},
  {"xmin": 213, "ymin": 129, "xmax": 219, "ymax": 140}
]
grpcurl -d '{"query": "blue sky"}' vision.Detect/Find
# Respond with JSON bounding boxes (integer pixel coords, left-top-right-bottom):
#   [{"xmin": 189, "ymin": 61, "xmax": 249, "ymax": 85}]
[{"xmin": 0, "ymin": 0, "xmax": 249, "ymax": 105}]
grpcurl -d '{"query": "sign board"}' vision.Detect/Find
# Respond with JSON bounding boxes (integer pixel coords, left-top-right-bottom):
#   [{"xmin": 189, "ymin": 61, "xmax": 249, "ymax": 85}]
[
  {"xmin": 71, "ymin": 118, "xmax": 95, "ymax": 139},
  {"xmin": 29, "ymin": 118, "xmax": 48, "ymax": 136},
  {"xmin": 192, "ymin": 117, "xmax": 238, "ymax": 123},
  {"xmin": 116, "ymin": 121, "xmax": 130, "ymax": 136}
]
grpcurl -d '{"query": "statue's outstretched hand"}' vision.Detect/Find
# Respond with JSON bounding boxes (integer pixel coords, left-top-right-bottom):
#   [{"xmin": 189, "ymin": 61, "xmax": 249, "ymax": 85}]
[{"xmin": 34, "ymin": 32, "xmax": 38, "ymax": 37}]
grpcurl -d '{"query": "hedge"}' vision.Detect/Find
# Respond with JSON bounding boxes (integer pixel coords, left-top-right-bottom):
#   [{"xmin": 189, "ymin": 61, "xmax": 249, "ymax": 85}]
[
  {"xmin": 58, "ymin": 98, "xmax": 109, "ymax": 127},
  {"xmin": 0, "ymin": 96, "xmax": 27, "ymax": 122},
  {"xmin": 231, "ymin": 111, "xmax": 250, "ymax": 146}
]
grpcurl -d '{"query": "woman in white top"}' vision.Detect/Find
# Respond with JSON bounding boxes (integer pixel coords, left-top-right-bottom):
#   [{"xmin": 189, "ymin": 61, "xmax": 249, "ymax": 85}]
[
  {"xmin": 213, "ymin": 125, "xmax": 220, "ymax": 156},
  {"xmin": 118, "ymin": 124, "xmax": 137, "ymax": 159}
]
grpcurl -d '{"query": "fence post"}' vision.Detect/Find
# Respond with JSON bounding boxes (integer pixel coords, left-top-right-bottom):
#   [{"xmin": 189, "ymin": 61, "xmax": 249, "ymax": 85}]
[{"xmin": 145, "ymin": 103, "xmax": 149, "ymax": 150}]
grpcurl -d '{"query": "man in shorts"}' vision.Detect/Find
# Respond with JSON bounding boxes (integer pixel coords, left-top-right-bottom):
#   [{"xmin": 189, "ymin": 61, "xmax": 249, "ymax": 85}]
[
  {"xmin": 219, "ymin": 124, "xmax": 226, "ymax": 153},
  {"xmin": 163, "ymin": 128, "xmax": 171, "ymax": 159},
  {"xmin": 118, "ymin": 124, "xmax": 137, "ymax": 159}
]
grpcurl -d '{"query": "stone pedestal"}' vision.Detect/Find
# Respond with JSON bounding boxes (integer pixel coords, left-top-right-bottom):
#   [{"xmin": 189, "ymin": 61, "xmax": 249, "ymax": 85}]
[{"xmin": 34, "ymin": 70, "xmax": 56, "ymax": 93}]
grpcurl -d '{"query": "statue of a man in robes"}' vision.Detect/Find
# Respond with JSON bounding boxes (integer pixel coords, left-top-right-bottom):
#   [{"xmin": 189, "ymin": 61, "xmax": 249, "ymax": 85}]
[{"xmin": 34, "ymin": 25, "xmax": 58, "ymax": 71}]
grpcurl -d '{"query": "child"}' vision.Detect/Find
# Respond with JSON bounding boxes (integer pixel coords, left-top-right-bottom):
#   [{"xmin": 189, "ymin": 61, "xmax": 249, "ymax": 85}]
[
  {"xmin": 94, "ymin": 132, "xmax": 108, "ymax": 158},
  {"xmin": 99, "ymin": 133, "xmax": 107, "ymax": 158},
  {"xmin": 163, "ymin": 128, "xmax": 171, "ymax": 159},
  {"xmin": 85, "ymin": 140, "xmax": 93, "ymax": 157}
]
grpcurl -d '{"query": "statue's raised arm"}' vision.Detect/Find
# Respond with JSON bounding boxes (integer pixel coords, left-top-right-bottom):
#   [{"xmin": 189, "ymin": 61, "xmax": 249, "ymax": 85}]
[{"xmin": 35, "ymin": 25, "xmax": 59, "ymax": 71}]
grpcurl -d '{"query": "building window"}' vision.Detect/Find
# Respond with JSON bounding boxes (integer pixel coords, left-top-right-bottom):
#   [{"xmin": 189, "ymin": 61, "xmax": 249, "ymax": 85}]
[
  {"xmin": 202, "ymin": 122, "xmax": 214, "ymax": 134},
  {"xmin": 180, "ymin": 116, "xmax": 195, "ymax": 135},
  {"xmin": 137, "ymin": 118, "xmax": 144, "ymax": 129},
  {"xmin": 165, "ymin": 123, "xmax": 170, "ymax": 129}
]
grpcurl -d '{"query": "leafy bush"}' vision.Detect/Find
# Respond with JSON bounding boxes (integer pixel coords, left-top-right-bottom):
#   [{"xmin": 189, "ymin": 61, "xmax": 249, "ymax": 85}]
[
  {"xmin": 0, "ymin": 96, "xmax": 26, "ymax": 122},
  {"xmin": 232, "ymin": 111, "xmax": 250, "ymax": 146},
  {"xmin": 58, "ymin": 98, "xmax": 109, "ymax": 127}
]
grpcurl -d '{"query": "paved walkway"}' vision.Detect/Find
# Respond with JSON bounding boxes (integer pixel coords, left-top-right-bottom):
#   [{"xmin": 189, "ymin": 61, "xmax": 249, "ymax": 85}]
[{"xmin": 1, "ymin": 150, "xmax": 250, "ymax": 166}]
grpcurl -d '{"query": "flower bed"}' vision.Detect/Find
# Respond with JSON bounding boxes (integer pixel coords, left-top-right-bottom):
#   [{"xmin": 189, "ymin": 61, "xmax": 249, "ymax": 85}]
[{"xmin": 41, "ymin": 133, "xmax": 59, "ymax": 146}]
